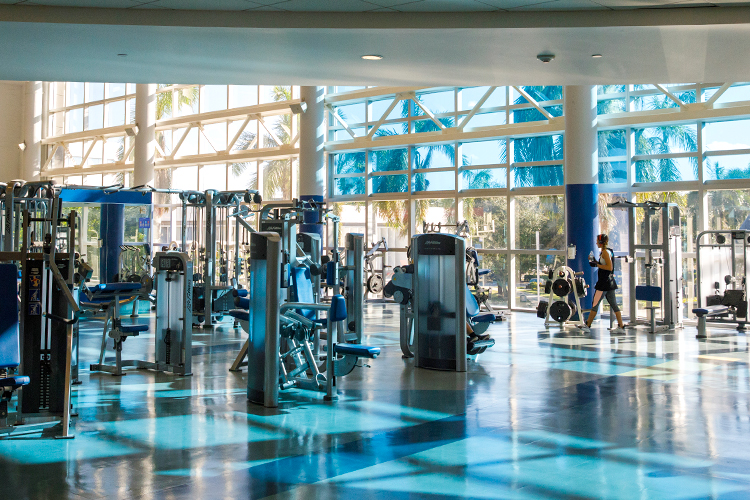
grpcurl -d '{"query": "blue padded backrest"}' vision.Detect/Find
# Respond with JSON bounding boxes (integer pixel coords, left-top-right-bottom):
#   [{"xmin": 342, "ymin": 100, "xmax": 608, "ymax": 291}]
[
  {"xmin": 468, "ymin": 248, "xmax": 480, "ymax": 267},
  {"xmin": 330, "ymin": 295, "xmax": 347, "ymax": 322},
  {"xmin": 635, "ymin": 285, "xmax": 662, "ymax": 303},
  {"xmin": 291, "ymin": 267, "xmax": 315, "ymax": 320},
  {"xmin": 0, "ymin": 264, "xmax": 20, "ymax": 369},
  {"xmin": 326, "ymin": 261, "xmax": 336, "ymax": 286},
  {"xmin": 466, "ymin": 285, "xmax": 480, "ymax": 317}
]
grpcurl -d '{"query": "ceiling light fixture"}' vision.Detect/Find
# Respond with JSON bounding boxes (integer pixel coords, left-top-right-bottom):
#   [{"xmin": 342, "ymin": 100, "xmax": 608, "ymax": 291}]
[
  {"xmin": 592, "ymin": 54, "xmax": 603, "ymax": 58},
  {"xmin": 537, "ymin": 53, "xmax": 555, "ymax": 63},
  {"xmin": 361, "ymin": 54, "xmax": 383, "ymax": 61}
]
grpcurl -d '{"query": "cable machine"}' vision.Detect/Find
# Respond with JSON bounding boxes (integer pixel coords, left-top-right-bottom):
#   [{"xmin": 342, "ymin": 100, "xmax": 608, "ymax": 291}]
[{"xmin": 608, "ymin": 200, "xmax": 683, "ymax": 332}]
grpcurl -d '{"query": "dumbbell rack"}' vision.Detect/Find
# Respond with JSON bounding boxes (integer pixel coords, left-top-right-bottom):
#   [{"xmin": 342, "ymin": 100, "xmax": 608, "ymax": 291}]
[{"xmin": 541, "ymin": 266, "xmax": 588, "ymax": 328}]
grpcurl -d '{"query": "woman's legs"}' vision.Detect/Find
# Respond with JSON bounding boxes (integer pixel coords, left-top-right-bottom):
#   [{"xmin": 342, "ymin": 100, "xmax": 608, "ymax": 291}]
[
  {"xmin": 586, "ymin": 290, "xmax": 605, "ymax": 327},
  {"xmin": 605, "ymin": 290, "xmax": 625, "ymax": 328}
]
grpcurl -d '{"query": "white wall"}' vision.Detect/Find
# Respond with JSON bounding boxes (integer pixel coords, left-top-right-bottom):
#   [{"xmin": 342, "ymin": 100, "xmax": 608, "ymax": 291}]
[{"xmin": 0, "ymin": 81, "xmax": 24, "ymax": 180}]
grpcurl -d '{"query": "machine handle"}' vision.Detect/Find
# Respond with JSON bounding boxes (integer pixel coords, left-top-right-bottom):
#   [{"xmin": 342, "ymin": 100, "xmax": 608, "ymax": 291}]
[{"xmin": 45, "ymin": 311, "xmax": 79, "ymax": 325}]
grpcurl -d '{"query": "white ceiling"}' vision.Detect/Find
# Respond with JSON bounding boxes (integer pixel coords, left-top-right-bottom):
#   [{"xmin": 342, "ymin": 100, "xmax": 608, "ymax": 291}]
[
  {"xmin": 3, "ymin": 0, "xmax": 748, "ymax": 11},
  {"xmin": 1, "ymin": 5, "xmax": 750, "ymax": 85}
]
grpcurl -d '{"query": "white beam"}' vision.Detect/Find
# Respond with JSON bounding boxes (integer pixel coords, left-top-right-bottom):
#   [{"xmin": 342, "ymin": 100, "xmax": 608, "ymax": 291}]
[
  {"xmin": 227, "ymin": 115, "xmax": 252, "ymax": 152},
  {"xmin": 257, "ymin": 114, "xmax": 285, "ymax": 147},
  {"xmin": 457, "ymin": 86, "xmax": 497, "ymax": 130},
  {"xmin": 325, "ymin": 104, "xmax": 358, "ymax": 139},
  {"xmin": 512, "ymin": 86, "xmax": 553, "ymax": 121},
  {"xmin": 705, "ymin": 83, "xmax": 733, "ymax": 106},
  {"xmin": 42, "ymin": 124, "xmax": 138, "ymax": 145},
  {"xmin": 367, "ymin": 94, "xmax": 403, "ymax": 139},
  {"xmin": 77, "ymin": 137, "xmax": 101, "ymax": 168},
  {"xmin": 410, "ymin": 93, "xmax": 446, "ymax": 131},
  {"xmin": 169, "ymin": 123, "xmax": 194, "ymax": 159},
  {"xmin": 653, "ymin": 84, "xmax": 686, "ymax": 109},
  {"xmin": 327, "ymin": 117, "xmax": 564, "ymax": 152},
  {"xmin": 155, "ymin": 99, "xmax": 300, "ymax": 129}
]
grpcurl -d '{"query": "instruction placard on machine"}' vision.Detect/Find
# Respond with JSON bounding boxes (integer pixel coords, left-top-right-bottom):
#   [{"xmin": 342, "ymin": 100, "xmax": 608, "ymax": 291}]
[{"xmin": 28, "ymin": 269, "xmax": 42, "ymax": 315}]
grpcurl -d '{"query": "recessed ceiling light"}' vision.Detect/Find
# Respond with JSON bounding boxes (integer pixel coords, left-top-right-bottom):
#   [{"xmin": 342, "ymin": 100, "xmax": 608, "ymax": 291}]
[
  {"xmin": 361, "ymin": 54, "xmax": 383, "ymax": 61},
  {"xmin": 117, "ymin": 53, "xmax": 127, "ymax": 57},
  {"xmin": 592, "ymin": 54, "xmax": 603, "ymax": 58}
]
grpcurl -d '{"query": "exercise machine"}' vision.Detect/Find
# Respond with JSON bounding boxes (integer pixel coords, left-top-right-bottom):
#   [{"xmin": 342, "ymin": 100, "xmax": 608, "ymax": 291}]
[
  {"xmin": 608, "ymin": 200, "xmax": 683, "ymax": 332},
  {"xmin": 693, "ymin": 230, "xmax": 750, "ymax": 338},
  {"xmin": 389, "ymin": 233, "xmax": 496, "ymax": 370},
  {"xmin": 89, "ymin": 252, "xmax": 193, "ymax": 376},
  {"xmin": 230, "ymin": 230, "xmax": 379, "ymax": 407},
  {"xmin": 364, "ymin": 237, "xmax": 390, "ymax": 300},
  {"xmin": 0, "ymin": 183, "xmax": 79, "ymax": 438}
]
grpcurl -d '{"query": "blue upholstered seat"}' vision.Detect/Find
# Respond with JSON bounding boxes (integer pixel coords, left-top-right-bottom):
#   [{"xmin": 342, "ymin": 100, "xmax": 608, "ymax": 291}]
[
  {"xmin": 335, "ymin": 344, "xmax": 380, "ymax": 358},
  {"xmin": 120, "ymin": 324, "xmax": 149, "ymax": 334},
  {"xmin": 693, "ymin": 305, "xmax": 729, "ymax": 317},
  {"xmin": 229, "ymin": 309, "xmax": 249, "ymax": 322}
]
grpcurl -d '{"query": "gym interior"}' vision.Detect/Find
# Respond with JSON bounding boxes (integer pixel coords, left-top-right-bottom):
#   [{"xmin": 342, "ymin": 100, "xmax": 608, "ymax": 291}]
[{"xmin": 2, "ymin": 3, "xmax": 750, "ymax": 499}]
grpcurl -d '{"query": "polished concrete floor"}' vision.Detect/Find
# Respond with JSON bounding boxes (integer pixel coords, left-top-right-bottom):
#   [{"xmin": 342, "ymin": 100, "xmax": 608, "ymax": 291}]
[{"xmin": 4, "ymin": 304, "xmax": 750, "ymax": 499}]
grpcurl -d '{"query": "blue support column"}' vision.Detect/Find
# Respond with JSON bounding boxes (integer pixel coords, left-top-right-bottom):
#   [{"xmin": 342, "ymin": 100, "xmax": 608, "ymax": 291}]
[
  {"xmin": 564, "ymin": 86, "xmax": 599, "ymax": 313},
  {"xmin": 566, "ymin": 183, "xmax": 598, "ymax": 311},
  {"xmin": 100, "ymin": 204, "xmax": 124, "ymax": 283}
]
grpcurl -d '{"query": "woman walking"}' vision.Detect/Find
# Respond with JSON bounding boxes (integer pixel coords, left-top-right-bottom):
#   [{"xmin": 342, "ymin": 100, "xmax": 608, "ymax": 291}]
[{"xmin": 581, "ymin": 234, "xmax": 626, "ymax": 334}]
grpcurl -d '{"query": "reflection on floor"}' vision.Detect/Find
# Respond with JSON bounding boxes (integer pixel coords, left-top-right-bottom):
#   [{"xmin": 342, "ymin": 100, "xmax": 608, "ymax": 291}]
[{"xmin": 4, "ymin": 304, "xmax": 750, "ymax": 499}]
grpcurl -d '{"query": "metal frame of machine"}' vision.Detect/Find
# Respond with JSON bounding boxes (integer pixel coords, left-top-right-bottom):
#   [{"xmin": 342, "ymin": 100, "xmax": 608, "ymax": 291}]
[
  {"xmin": 0, "ymin": 181, "xmax": 79, "ymax": 439},
  {"xmin": 694, "ymin": 230, "xmax": 750, "ymax": 337},
  {"xmin": 608, "ymin": 200, "xmax": 683, "ymax": 332}
]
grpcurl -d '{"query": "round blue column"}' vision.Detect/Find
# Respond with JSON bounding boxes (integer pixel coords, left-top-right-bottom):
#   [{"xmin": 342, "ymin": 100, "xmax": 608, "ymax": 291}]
[
  {"xmin": 100, "ymin": 203, "xmax": 124, "ymax": 283},
  {"xmin": 564, "ymin": 86, "xmax": 599, "ymax": 312}
]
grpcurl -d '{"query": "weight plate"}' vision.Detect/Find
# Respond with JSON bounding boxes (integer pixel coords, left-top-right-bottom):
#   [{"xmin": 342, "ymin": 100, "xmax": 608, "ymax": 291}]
[
  {"xmin": 367, "ymin": 274, "xmax": 384, "ymax": 294},
  {"xmin": 549, "ymin": 301, "xmax": 572, "ymax": 323},
  {"xmin": 552, "ymin": 278, "xmax": 571, "ymax": 297}
]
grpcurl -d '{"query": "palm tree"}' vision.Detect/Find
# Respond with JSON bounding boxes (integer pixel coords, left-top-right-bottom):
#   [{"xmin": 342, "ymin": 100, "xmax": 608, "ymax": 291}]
[{"xmin": 511, "ymin": 86, "xmax": 564, "ymax": 188}]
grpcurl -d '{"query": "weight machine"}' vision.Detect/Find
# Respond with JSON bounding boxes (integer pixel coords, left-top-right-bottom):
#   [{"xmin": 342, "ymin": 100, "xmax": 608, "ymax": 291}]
[
  {"xmin": 693, "ymin": 230, "xmax": 750, "ymax": 338},
  {"xmin": 0, "ymin": 182, "xmax": 79, "ymax": 438},
  {"xmin": 230, "ymin": 223, "xmax": 379, "ymax": 408},
  {"xmin": 178, "ymin": 189, "xmax": 261, "ymax": 326},
  {"xmin": 89, "ymin": 252, "xmax": 193, "ymax": 376},
  {"xmin": 387, "ymin": 233, "xmax": 496, "ymax": 368},
  {"xmin": 608, "ymin": 200, "xmax": 683, "ymax": 333},
  {"xmin": 364, "ymin": 237, "xmax": 390, "ymax": 300}
]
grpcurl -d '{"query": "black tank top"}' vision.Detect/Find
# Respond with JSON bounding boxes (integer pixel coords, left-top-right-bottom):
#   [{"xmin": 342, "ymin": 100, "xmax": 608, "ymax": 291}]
[{"xmin": 595, "ymin": 248, "xmax": 617, "ymax": 291}]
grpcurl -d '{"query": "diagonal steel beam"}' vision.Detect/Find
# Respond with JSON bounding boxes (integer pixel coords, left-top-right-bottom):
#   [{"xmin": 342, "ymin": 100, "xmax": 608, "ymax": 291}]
[
  {"xmin": 512, "ymin": 86, "xmax": 553, "ymax": 121},
  {"xmin": 705, "ymin": 83, "xmax": 733, "ymax": 106},
  {"xmin": 458, "ymin": 86, "xmax": 497, "ymax": 130},
  {"xmin": 326, "ymin": 104, "xmax": 359, "ymax": 139},
  {"xmin": 653, "ymin": 84, "xmax": 687, "ymax": 109},
  {"xmin": 367, "ymin": 94, "xmax": 403, "ymax": 139}
]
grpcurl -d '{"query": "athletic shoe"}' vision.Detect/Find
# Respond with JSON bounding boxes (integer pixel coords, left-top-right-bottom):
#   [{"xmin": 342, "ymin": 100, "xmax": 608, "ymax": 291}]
[
  {"xmin": 610, "ymin": 327, "xmax": 626, "ymax": 334},
  {"xmin": 578, "ymin": 325, "xmax": 591, "ymax": 333}
]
